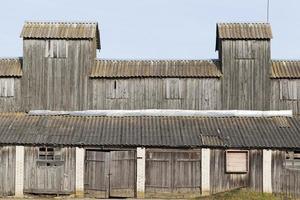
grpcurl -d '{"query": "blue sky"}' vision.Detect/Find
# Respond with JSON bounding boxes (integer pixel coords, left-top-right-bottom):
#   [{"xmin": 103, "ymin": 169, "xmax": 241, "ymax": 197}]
[{"xmin": 0, "ymin": 0, "xmax": 299, "ymax": 59}]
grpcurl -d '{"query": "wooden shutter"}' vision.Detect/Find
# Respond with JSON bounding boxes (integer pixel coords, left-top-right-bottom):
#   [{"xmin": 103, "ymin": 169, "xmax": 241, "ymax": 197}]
[
  {"xmin": 0, "ymin": 78, "xmax": 14, "ymax": 97},
  {"xmin": 280, "ymin": 80, "xmax": 299, "ymax": 100},
  {"xmin": 165, "ymin": 78, "xmax": 182, "ymax": 99},
  {"xmin": 226, "ymin": 150, "xmax": 248, "ymax": 173}
]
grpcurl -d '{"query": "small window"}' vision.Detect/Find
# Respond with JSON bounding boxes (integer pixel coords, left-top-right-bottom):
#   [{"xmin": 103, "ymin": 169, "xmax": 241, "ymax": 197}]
[
  {"xmin": 0, "ymin": 78, "xmax": 14, "ymax": 97},
  {"xmin": 165, "ymin": 78, "xmax": 183, "ymax": 99},
  {"xmin": 226, "ymin": 150, "xmax": 249, "ymax": 173},
  {"xmin": 38, "ymin": 147, "xmax": 62, "ymax": 161},
  {"xmin": 45, "ymin": 40, "xmax": 68, "ymax": 58},
  {"xmin": 280, "ymin": 80, "xmax": 299, "ymax": 101},
  {"xmin": 285, "ymin": 151, "xmax": 300, "ymax": 169},
  {"xmin": 106, "ymin": 80, "xmax": 128, "ymax": 99}
]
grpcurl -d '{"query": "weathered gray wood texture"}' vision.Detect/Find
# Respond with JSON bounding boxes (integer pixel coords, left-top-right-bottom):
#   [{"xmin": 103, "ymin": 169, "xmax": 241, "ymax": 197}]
[
  {"xmin": 271, "ymin": 150, "xmax": 300, "ymax": 198},
  {"xmin": 0, "ymin": 78, "xmax": 21, "ymax": 112},
  {"xmin": 0, "ymin": 146, "xmax": 15, "ymax": 196},
  {"xmin": 271, "ymin": 150, "xmax": 285, "ymax": 194},
  {"xmin": 145, "ymin": 149, "xmax": 201, "ymax": 198},
  {"xmin": 271, "ymin": 79, "xmax": 300, "ymax": 116},
  {"xmin": 90, "ymin": 78, "xmax": 221, "ymax": 110},
  {"xmin": 23, "ymin": 147, "xmax": 76, "ymax": 194},
  {"xmin": 220, "ymin": 40, "xmax": 271, "ymax": 110},
  {"xmin": 21, "ymin": 39, "xmax": 96, "ymax": 111},
  {"xmin": 84, "ymin": 150, "xmax": 136, "ymax": 198},
  {"xmin": 6, "ymin": 37, "xmax": 297, "ymax": 115},
  {"xmin": 210, "ymin": 149, "xmax": 263, "ymax": 194}
]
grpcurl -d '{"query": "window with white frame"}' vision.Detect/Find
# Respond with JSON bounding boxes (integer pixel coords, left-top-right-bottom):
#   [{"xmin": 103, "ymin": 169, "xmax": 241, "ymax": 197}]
[
  {"xmin": 226, "ymin": 150, "xmax": 249, "ymax": 173},
  {"xmin": 285, "ymin": 151, "xmax": 300, "ymax": 169}
]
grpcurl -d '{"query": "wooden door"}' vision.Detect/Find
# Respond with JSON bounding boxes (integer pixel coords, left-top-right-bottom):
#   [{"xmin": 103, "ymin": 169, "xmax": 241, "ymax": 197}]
[
  {"xmin": 35, "ymin": 161, "xmax": 64, "ymax": 194},
  {"xmin": 145, "ymin": 149, "xmax": 201, "ymax": 198},
  {"xmin": 84, "ymin": 150, "xmax": 136, "ymax": 198},
  {"xmin": 85, "ymin": 151, "xmax": 109, "ymax": 198},
  {"xmin": 109, "ymin": 151, "xmax": 136, "ymax": 198}
]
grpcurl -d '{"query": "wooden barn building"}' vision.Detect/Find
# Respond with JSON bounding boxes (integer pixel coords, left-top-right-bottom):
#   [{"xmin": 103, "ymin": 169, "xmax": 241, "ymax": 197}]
[{"xmin": 0, "ymin": 21, "xmax": 299, "ymax": 198}]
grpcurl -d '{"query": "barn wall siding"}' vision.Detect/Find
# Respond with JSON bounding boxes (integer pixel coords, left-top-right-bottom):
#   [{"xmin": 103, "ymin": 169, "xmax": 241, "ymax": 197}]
[
  {"xmin": 90, "ymin": 78, "xmax": 221, "ymax": 110},
  {"xmin": 210, "ymin": 149, "xmax": 263, "ymax": 194},
  {"xmin": 210, "ymin": 149, "xmax": 248, "ymax": 194},
  {"xmin": 0, "ymin": 146, "xmax": 15, "ymax": 196},
  {"xmin": 220, "ymin": 40, "xmax": 271, "ymax": 110},
  {"xmin": 23, "ymin": 147, "xmax": 76, "ymax": 194},
  {"xmin": 270, "ymin": 79, "xmax": 300, "ymax": 116},
  {"xmin": 271, "ymin": 150, "xmax": 285, "ymax": 194},
  {"xmin": 21, "ymin": 39, "xmax": 96, "ymax": 111},
  {"xmin": 0, "ymin": 78, "xmax": 21, "ymax": 112}
]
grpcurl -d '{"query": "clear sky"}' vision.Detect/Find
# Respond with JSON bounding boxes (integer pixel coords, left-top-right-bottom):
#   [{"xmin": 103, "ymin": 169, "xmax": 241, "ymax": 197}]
[{"xmin": 0, "ymin": 0, "xmax": 299, "ymax": 59}]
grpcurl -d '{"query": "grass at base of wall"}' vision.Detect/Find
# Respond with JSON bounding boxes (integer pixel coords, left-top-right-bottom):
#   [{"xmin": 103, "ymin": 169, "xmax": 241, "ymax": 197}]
[{"xmin": 195, "ymin": 189, "xmax": 289, "ymax": 200}]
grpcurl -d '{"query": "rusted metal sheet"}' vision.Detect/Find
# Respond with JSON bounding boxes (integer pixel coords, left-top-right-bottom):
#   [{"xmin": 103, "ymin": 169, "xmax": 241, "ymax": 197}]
[
  {"xmin": 20, "ymin": 21, "xmax": 100, "ymax": 49},
  {"xmin": 0, "ymin": 113, "xmax": 299, "ymax": 149},
  {"xmin": 90, "ymin": 60, "xmax": 222, "ymax": 78},
  {"xmin": 0, "ymin": 58, "xmax": 22, "ymax": 77},
  {"xmin": 271, "ymin": 60, "xmax": 300, "ymax": 78},
  {"xmin": 217, "ymin": 23, "xmax": 273, "ymax": 39}
]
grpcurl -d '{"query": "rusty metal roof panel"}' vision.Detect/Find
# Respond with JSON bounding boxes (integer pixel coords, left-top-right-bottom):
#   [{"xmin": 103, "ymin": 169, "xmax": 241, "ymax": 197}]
[
  {"xmin": 217, "ymin": 23, "xmax": 273, "ymax": 39},
  {"xmin": 0, "ymin": 113, "xmax": 299, "ymax": 149},
  {"xmin": 271, "ymin": 60, "xmax": 300, "ymax": 78},
  {"xmin": 0, "ymin": 58, "xmax": 22, "ymax": 77},
  {"xmin": 20, "ymin": 21, "xmax": 100, "ymax": 49},
  {"xmin": 90, "ymin": 59, "xmax": 222, "ymax": 78}
]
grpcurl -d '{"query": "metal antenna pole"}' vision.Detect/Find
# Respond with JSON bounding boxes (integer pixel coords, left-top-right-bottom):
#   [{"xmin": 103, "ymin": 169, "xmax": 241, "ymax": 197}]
[{"xmin": 267, "ymin": 0, "xmax": 270, "ymax": 22}]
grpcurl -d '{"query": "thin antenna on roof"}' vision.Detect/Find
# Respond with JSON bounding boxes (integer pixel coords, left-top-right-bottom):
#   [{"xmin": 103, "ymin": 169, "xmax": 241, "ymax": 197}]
[{"xmin": 267, "ymin": 0, "xmax": 270, "ymax": 22}]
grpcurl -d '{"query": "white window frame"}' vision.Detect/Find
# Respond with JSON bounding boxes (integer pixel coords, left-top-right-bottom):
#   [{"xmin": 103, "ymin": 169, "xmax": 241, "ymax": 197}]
[{"xmin": 225, "ymin": 150, "xmax": 249, "ymax": 174}]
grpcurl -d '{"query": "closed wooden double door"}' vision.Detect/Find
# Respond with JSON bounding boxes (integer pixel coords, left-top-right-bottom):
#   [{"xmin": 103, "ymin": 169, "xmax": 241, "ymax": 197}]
[
  {"xmin": 145, "ymin": 149, "xmax": 201, "ymax": 198},
  {"xmin": 84, "ymin": 150, "xmax": 136, "ymax": 198}
]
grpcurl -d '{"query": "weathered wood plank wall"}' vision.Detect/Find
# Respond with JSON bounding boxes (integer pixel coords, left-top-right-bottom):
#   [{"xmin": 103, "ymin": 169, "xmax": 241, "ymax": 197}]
[
  {"xmin": 248, "ymin": 150, "xmax": 263, "ymax": 192},
  {"xmin": 270, "ymin": 79, "xmax": 300, "ymax": 116},
  {"xmin": 23, "ymin": 147, "xmax": 76, "ymax": 194},
  {"xmin": 210, "ymin": 149, "xmax": 248, "ymax": 194},
  {"xmin": 21, "ymin": 39, "xmax": 96, "ymax": 111},
  {"xmin": 0, "ymin": 78, "xmax": 21, "ymax": 112},
  {"xmin": 210, "ymin": 149, "xmax": 263, "ymax": 194},
  {"xmin": 220, "ymin": 40, "xmax": 271, "ymax": 110},
  {"xmin": 271, "ymin": 150, "xmax": 285, "ymax": 194},
  {"xmin": 0, "ymin": 146, "xmax": 15, "ymax": 196},
  {"xmin": 90, "ymin": 78, "xmax": 221, "ymax": 110},
  {"xmin": 145, "ymin": 149, "xmax": 201, "ymax": 198}
]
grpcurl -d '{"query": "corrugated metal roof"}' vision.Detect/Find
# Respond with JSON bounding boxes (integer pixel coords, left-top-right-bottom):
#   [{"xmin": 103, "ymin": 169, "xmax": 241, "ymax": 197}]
[
  {"xmin": 90, "ymin": 60, "xmax": 222, "ymax": 78},
  {"xmin": 0, "ymin": 113, "xmax": 300, "ymax": 149},
  {"xmin": 271, "ymin": 60, "xmax": 300, "ymax": 78},
  {"xmin": 217, "ymin": 23, "xmax": 273, "ymax": 39},
  {"xmin": 20, "ymin": 21, "xmax": 100, "ymax": 49},
  {"xmin": 0, "ymin": 58, "xmax": 22, "ymax": 77}
]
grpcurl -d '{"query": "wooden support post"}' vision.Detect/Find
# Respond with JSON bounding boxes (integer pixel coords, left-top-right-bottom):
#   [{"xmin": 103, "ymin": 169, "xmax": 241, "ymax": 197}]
[
  {"xmin": 75, "ymin": 147, "xmax": 85, "ymax": 197},
  {"xmin": 201, "ymin": 148, "xmax": 210, "ymax": 196},
  {"xmin": 136, "ymin": 147, "xmax": 146, "ymax": 198},
  {"xmin": 15, "ymin": 146, "xmax": 24, "ymax": 197},
  {"xmin": 263, "ymin": 149, "xmax": 272, "ymax": 193}
]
